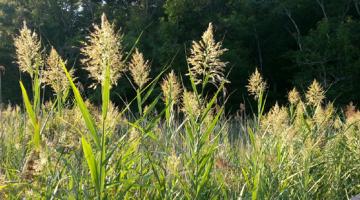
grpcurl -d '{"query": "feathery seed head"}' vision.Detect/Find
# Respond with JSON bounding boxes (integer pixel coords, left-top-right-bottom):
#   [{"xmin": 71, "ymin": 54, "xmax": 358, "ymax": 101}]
[
  {"xmin": 166, "ymin": 150, "xmax": 181, "ymax": 176},
  {"xmin": 187, "ymin": 23, "xmax": 229, "ymax": 86},
  {"xmin": 262, "ymin": 103, "xmax": 289, "ymax": 133},
  {"xmin": 129, "ymin": 48, "xmax": 150, "ymax": 89},
  {"xmin": 161, "ymin": 70, "xmax": 181, "ymax": 104},
  {"xmin": 106, "ymin": 103, "xmax": 122, "ymax": 134},
  {"xmin": 325, "ymin": 103, "xmax": 335, "ymax": 117},
  {"xmin": 81, "ymin": 13, "xmax": 125, "ymax": 88},
  {"xmin": 246, "ymin": 68, "xmax": 267, "ymax": 99},
  {"xmin": 182, "ymin": 90, "xmax": 201, "ymax": 117},
  {"xmin": 306, "ymin": 79, "xmax": 325, "ymax": 106},
  {"xmin": 313, "ymin": 105, "xmax": 325, "ymax": 125},
  {"xmin": 288, "ymin": 87, "xmax": 301, "ymax": 104},
  {"xmin": 313, "ymin": 103, "xmax": 335, "ymax": 126},
  {"xmin": 14, "ymin": 21, "xmax": 43, "ymax": 77},
  {"xmin": 294, "ymin": 100, "xmax": 306, "ymax": 127},
  {"xmin": 345, "ymin": 102, "xmax": 358, "ymax": 119},
  {"xmin": 345, "ymin": 102, "xmax": 360, "ymax": 125},
  {"xmin": 129, "ymin": 127, "xmax": 141, "ymax": 152},
  {"xmin": 43, "ymin": 47, "xmax": 75, "ymax": 95}
]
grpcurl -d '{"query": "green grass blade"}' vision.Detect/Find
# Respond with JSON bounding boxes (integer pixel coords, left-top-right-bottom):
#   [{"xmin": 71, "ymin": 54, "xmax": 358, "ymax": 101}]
[
  {"xmin": 252, "ymin": 171, "xmax": 260, "ymax": 200},
  {"xmin": 60, "ymin": 61, "xmax": 100, "ymax": 149},
  {"xmin": 99, "ymin": 64, "xmax": 111, "ymax": 197},
  {"xmin": 20, "ymin": 81, "xmax": 40, "ymax": 149},
  {"xmin": 33, "ymin": 72, "xmax": 41, "ymax": 112},
  {"xmin": 102, "ymin": 64, "xmax": 111, "ymax": 121},
  {"xmin": 202, "ymin": 106, "xmax": 224, "ymax": 143},
  {"xmin": 81, "ymin": 137, "xmax": 100, "ymax": 196},
  {"xmin": 200, "ymin": 82, "xmax": 224, "ymax": 123}
]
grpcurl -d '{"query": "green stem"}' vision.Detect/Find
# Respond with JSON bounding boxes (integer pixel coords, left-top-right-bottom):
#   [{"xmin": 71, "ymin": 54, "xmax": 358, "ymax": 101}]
[{"xmin": 136, "ymin": 89, "xmax": 143, "ymax": 116}]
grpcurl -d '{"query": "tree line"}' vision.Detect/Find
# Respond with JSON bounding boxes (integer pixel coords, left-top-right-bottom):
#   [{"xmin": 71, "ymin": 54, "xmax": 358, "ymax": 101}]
[{"xmin": 1, "ymin": 0, "xmax": 359, "ymax": 110}]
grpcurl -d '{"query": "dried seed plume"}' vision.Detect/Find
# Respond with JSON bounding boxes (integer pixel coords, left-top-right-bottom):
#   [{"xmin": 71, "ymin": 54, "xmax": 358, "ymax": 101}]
[
  {"xmin": 81, "ymin": 13, "xmax": 125, "ymax": 88},
  {"xmin": 14, "ymin": 21, "xmax": 43, "ymax": 77},
  {"xmin": 187, "ymin": 23, "xmax": 229, "ymax": 86},
  {"xmin": 129, "ymin": 48, "xmax": 150, "ymax": 89},
  {"xmin": 306, "ymin": 79, "xmax": 325, "ymax": 106},
  {"xmin": 246, "ymin": 68, "xmax": 267, "ymax": 99},
  {"xmin": 43, "ymin": 47, "xmax": 75, "ymax": 95}
]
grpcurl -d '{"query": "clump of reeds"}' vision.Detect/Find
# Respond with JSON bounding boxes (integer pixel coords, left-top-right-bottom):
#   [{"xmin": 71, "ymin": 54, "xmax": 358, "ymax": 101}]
[
  {"xmin": 14, "ymin": 21, "xmax": 44, "ymax": 158},
  {"xmin": 4, "ymin": 15, "xmax": 360, "ymax": 200},
  {"xmin": 261, "ymin": 103, "xmax": 289, "ymax": 134},
  {"xmin": 15, "ymin": 21, "xmax": 44, "ymax": 114}
]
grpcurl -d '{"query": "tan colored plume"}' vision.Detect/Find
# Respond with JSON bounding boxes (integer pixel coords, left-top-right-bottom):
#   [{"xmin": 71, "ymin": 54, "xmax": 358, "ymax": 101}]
[
  {"xmin": 246, "ymin": 68, "xmax": 267, "ymax": 99},
  {"xmin": 288, "ymin": 87, "xmax": 301, "ymax": 104},
  {"xmin": 161, "ymin": 70, "xmax": 182, "ymax": 105},
  {"xmin": 129, "ymin": 48, "xmax": 150, "ymax": 89},
  {"xmin": 81, "ymin": 13, "xmax": 125, "ymax": 88},
  {"xmin": 43, "ymin": 47, "xmax": 75, "ymax": 95},
  {"xmin": 305, "ymin": 79, "xmax": 325, "ymax": 106},
  {"xmin": 14, "ymin": 21, "xmax": 43, "ymax": 78},
  {"xmin": 187, "ymin": 23, "xmax": 229, "ymax": 86}
]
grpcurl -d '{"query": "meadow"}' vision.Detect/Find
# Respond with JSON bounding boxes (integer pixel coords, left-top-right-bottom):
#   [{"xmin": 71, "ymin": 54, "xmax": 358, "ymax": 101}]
[{"xmin": 1, "ymin": 14, "xmax": 360, "ymax": 199}]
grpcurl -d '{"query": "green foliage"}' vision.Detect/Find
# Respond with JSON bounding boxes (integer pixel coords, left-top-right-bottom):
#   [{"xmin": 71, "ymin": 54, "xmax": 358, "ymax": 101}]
[{"xmin": 19, "ymin": 81, "xmax": 40, "ymax": 149}]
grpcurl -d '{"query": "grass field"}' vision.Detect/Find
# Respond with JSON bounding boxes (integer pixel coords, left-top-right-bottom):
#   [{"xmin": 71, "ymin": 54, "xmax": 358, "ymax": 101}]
[{"xmin": 1, "ymin": 14, "xmax": 360, "ymax": 199}]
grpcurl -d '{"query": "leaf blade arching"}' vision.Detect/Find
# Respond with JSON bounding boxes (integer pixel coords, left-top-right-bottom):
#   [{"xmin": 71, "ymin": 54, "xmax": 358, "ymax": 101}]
[
  {"xmin": 60, "ymin": 61, "xmax": 101, "ymax": 149},
  {"xmin": 20, "ymin": 81, "xmax": 40, "ymax": 149},
  {"xmin": 81, "ymin": 137, "xmax": 100, "ymax": 194}
]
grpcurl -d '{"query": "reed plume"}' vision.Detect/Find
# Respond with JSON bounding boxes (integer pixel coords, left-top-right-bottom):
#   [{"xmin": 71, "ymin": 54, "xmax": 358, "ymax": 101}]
[
  {"xmin": 305, "ymin": 79, "xmax": 325, "ymax": 106},
  {"xmin": 129, "ymin": 48, "xmax": 150, "ymax": 89},
  {"xmin": 182, "ymin": 90, "xmax": 201, "ymax": 117},
  {"xmin": 246, "ymin": 68, "xmax": 267, "ymax": 99},
  {"xmin": 166, "ymin": 150, "xmax": 181, "ymax": 176},
  {"xmin": 161, "ymin": 70, "xmax": 181, "ymax": 104},
  {"xmin": 187, "ymin": 23, "xmax": 229, "ymax": 86},
  {"xmin": 43, "ymin": 47, "xmax": 75, "ymax": 95},
  {"xmin": 14, "ymin": 21, "xmax": 43, "ymax": 78},
  {"xmin": 81, "ymin": 13, "xmax": 125, "ymax": 88},
  {"xmin": 262, "ymin": 103, "xmax": 289, "ymax": 134},
  {"xmin": 288, "ymin": 87, "xmax": 301, "ymax": 105},
  {"xmin": 345, "ymin": 102, "xmax": 360, "ymax": 126},
  {"xmin": 313, "ymin": 103, "xmax": 334, "ymax": 126}
]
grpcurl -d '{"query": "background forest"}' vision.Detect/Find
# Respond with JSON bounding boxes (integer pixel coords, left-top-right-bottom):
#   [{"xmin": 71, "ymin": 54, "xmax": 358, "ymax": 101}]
[{"xmin": 1, "ymin": 0, "xmax": 360, "ymax": 109}]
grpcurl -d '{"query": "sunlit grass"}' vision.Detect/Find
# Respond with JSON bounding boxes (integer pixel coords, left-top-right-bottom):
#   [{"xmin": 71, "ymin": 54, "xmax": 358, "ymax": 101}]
[{"xmin": 1, "ymin": 14, "xmax": 360, "ymax": 199}]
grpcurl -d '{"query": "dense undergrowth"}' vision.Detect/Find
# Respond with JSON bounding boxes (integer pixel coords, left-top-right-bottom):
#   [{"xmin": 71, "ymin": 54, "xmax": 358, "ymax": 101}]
[{"xmin": 1, "ymin": 14, "xmax": 360, "ymax": 199}]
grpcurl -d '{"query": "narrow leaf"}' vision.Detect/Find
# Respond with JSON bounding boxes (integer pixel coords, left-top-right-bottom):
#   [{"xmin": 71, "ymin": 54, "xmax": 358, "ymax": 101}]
[
  {"xmin": 60, "ymin": 61, "xmax": 100, "ymax": 149},
  {"xmin": 81, "ymin": 137, "xmax": 100, "ymax": 194}
]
